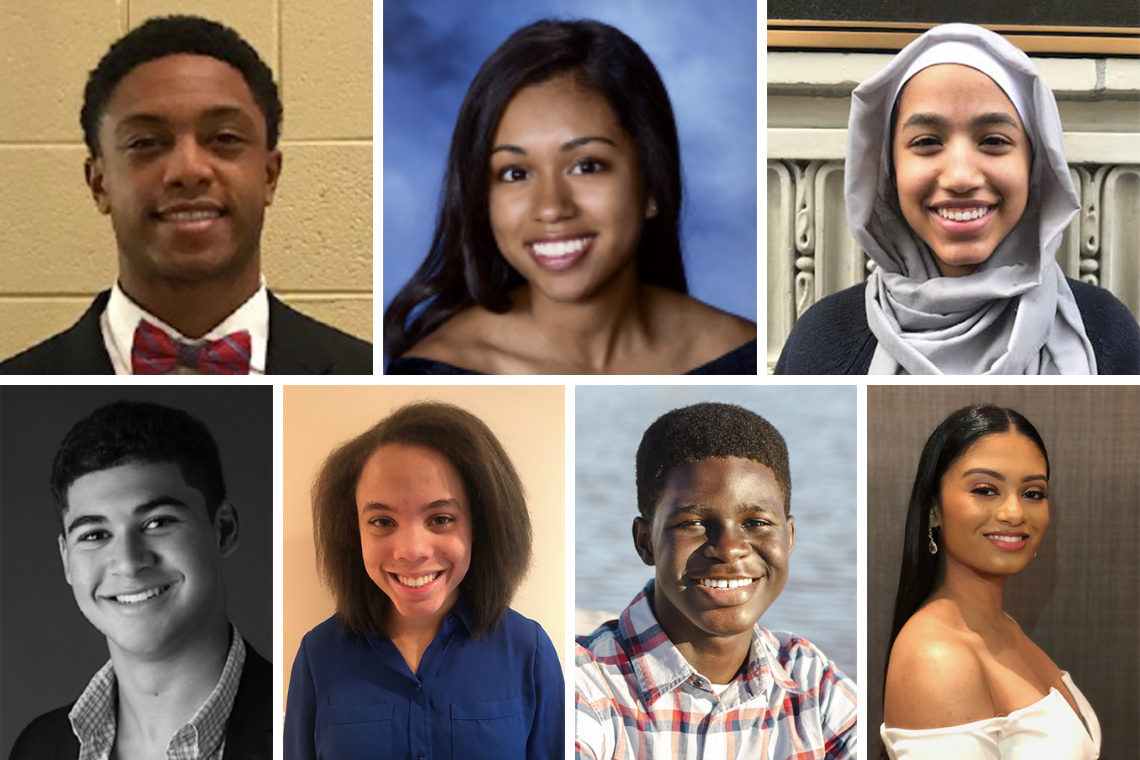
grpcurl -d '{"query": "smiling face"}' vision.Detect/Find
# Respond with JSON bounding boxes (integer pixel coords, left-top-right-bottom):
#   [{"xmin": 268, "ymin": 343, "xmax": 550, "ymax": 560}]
[
  {"xmin": 87, "ymin": 54, "xmax": 281, "ymax": 292},
  {"xmin": 487, "ymin": 74, "xmax": 655, "ymax": 303},
  {"xmin": 356, "ymin": 444, "xmax": 473, "ymax": 631},
  {"xmin": 634, "ymin": 457, "xmax": 794, "ymax": 645},
  {"xmin": 892, "ymin": 64, "xmax": 1031, "ymax": 277},
  {"xmin": 57, "ymin": 461, "xmax": 235, "ymax": 660},
  {"xmin": 934, "ymin": 431, "xmax": 1049, "ymax": 577}
]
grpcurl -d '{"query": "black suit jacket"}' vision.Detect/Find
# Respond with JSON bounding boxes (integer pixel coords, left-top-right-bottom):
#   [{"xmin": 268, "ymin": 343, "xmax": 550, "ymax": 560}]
[
  {"xmin": 8, "ymin": 642, "xmax": 271, "ymax": 760},
  {"xmin": 0, "ymin": 290, "xmax": 373, "ymax": 374}
]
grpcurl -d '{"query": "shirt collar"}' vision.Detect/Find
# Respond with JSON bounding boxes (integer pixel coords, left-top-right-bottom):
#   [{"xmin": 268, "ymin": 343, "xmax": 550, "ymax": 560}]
[
  {"xmin": 101, "ymin": 280, "xmax": 269, "ymax": 375},
  {"xmin": 68, "ymin": 625, "xmax": 247, "ymax": 760},
  {"xmin": 618, "ymin": 579, "xmax": 802, "ymax": 705}
]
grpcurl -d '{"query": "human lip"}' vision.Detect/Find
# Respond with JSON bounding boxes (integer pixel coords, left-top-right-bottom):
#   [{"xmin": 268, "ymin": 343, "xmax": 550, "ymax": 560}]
[
  {"xmin": 927, "ymin": 202, "xmax": 997, "ymax": 231},
  {"xmin": 153, "ymin": 201, "xmax": 227, "ymax": 231},
  {"xmin": 689, "ymin": 574, "xmax": 759, "ymax": 604},
  {"xmin": 526, "ymin": 234, "xmax": 595, "ymax": 271},
  {"xmin": 387, "ymin": 570, "xmax": 445, "ymax": 596},
  {"xmin": 101, "ymin": 582, "xmax": 175, "ymax": 606},
  {"xmin": 983, "ymin": 531, "xmax": 1029, "ymax": 551}
]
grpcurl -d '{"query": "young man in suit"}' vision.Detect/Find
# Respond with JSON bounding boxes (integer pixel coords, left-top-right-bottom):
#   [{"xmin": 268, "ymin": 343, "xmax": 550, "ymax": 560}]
[
  {"xmin": 0, "ymin": 15, "xmax": 371, "ymax": 375},
  {"xmin": 9, "ymin": 401, "xmax": 270, "ymax": 759}
]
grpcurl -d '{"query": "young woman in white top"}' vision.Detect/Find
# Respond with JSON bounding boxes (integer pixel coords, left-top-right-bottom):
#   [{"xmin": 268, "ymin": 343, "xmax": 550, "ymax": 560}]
[{"xmin": 881, "ymin": 404, "xmax": 1100, "ymax": 759}]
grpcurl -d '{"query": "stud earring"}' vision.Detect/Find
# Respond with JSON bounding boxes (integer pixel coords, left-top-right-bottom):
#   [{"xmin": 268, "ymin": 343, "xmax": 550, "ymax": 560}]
[{"xmin": 928, "ymin": 525, "xmax": 938, "ymax": 554}]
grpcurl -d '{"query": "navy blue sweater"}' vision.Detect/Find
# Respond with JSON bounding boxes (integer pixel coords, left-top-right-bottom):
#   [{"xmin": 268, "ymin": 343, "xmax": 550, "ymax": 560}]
[{"xmin": 775, "ymin": 279, "xmax": 1139, "ymax": 375}]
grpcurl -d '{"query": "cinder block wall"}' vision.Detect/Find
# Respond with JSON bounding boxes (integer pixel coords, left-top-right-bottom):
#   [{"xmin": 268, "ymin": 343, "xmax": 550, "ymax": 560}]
[{"xmin": 0, "ymin": 0, "xmax": 373, "ymax": 362}]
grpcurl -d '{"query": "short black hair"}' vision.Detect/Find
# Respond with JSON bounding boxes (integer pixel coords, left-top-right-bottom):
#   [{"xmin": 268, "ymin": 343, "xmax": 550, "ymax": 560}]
[
  {"xmin": 312, "ymin": 402, "xmax": 533, "ymax": 640},
  {"xmin": 81, "ymin": 14, "xmax": 282, "ymax": 157},
  {"xmin": 636, "ymin": 403, "xmax": 792, "ymax": 520},
  {"xmin": 51, "ymin": 401, "xmax": 227, "ymax": 520}
]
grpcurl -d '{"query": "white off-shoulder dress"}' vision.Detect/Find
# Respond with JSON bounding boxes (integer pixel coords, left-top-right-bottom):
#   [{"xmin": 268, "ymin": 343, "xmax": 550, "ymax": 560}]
[{"xmin": 881, "ymin": 672, "xmax": 1100, "ymax": 759}]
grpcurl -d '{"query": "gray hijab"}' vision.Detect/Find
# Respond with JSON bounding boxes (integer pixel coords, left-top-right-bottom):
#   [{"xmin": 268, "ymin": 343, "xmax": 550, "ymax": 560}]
[{"xmin": 847, "ymin": 24, "xmax": 1096, "ymax": 375}]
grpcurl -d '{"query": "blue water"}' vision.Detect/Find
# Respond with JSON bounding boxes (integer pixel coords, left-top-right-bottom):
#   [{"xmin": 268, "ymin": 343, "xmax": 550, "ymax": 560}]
[{"xmin": 575, "ymin": 385, "xmax": 858, "ymax": 679}]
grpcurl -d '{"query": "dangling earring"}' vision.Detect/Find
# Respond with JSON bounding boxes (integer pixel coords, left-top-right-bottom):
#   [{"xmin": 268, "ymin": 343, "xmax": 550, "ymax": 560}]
[{"xmin": 928, "ymin": 525, "xmax": 938, "ymax": 554}]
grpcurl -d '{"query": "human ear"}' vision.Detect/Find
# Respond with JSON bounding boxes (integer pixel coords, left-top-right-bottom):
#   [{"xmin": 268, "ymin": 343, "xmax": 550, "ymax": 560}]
[
  {"xmin": 785, "ymin": 514, "xmax": 795, "ymax": 554},
  {"xmin": 58, "ymin": 534, "xmax": 72, "ymax": 586},
  {"xmin": 264, "ymin": 149, "xmax": 283, "ymax": 206},
  {"xmin": 929, "ymin": 506, "xmax": 941, "ymax": 529},
  {"xmin": 632, "ymin": 516, "xmax": 655, "ymax": 567},
  {"xmin": 214, "ymin": 502, "xmax": 240, "ymax": 558},
  {"xmin": 85, "ymin": 156, "xmax": 111, "ymax": 215}
]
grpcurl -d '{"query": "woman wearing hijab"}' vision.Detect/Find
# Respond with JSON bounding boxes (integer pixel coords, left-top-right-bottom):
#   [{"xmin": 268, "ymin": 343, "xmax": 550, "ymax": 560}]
[
  {"xmin": 776, "ymin": 24, "xmax": 1139, "ymax": 375},
  {"xmin": 882, "ymin": 404, "xmax": 1100, "ymax": 759}
]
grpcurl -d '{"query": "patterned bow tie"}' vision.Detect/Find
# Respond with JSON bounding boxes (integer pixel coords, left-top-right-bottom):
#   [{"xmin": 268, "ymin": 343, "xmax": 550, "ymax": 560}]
[{"xmin": 131, "ymin": 320, "xmax": 252, "ymax": 375}]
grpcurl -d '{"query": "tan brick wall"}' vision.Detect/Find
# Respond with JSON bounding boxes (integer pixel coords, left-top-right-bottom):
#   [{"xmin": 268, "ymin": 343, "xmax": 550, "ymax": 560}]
[{"xmin": 0, "ymin": 0, "xmax": 373, "ymax": 362}]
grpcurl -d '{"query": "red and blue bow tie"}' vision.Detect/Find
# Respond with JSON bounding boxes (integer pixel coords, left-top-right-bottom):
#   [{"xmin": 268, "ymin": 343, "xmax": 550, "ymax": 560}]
[{"xmin": 131, "ymin": 320, "xmax": 252, "ymax": 375}]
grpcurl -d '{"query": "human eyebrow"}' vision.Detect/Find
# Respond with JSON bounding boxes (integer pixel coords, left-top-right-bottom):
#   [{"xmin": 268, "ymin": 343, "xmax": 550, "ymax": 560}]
[
  {"xmin": 900, "ymin": 112, "xmax": 948, "ymax": 131},
  {"xmin": 561, "ymin": 136, "xmax": 617, "ymax": 152},
  {"xmin": 669, "ymin": 503, "xmax": 780, "ymax": 518},
  {"xmin": 961, "ymin": 468, "xmax": 1005, "ymax": 481},
  {"xmin": 360, "ymin": 498, "xmax": 461, "ymax": 515},
  {"xmin": 65, "ymin": 497, "xmax": 189, "ymax": 536},
  {"xmin": 970, "ymin": 112, "xmax": 1021, "ymax": 130},
  {"xmin": 491, "ymin": 144, "xmax": 526, "ymax": 156}
]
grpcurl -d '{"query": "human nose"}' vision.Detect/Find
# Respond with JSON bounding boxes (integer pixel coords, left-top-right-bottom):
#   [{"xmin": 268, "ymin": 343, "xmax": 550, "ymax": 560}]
[
  {"xmin": 938, "ymin": 139, "xmax": 984, "ymax": 193},
  {"xmin": 703, "ymin": 523, "xmax": 750, "ymax": 562},
  {"xmin": 163, "ymin": 136, "xmax": 214, "ymax": 190},
  {"xmin": 110, "ymin": 531, "xmax": 155, "ymax": 575},
  {"xmin": 531, "ymin": 172, "xmax": 575, "ymax": 223},
  {"xmin": 390, "ymin": 524, "xmax": 432, "ymax": 563},
  {"xmin": 995, "ymin": 493, "xmax": 1027, "ymax": 525}
]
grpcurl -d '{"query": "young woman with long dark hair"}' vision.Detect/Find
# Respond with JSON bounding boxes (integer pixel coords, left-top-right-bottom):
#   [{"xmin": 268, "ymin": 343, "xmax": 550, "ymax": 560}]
[
  {"xmin": 881, "ymin": 404, "xmax": 1100, "ymax": 758},
  {"xmin": 384, "ymin": 19, "xmax": 756, "ymax": 375}
]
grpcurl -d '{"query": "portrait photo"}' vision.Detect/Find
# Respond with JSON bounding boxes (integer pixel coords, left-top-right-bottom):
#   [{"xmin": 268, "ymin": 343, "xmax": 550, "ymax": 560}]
[
  {"xmin": 574, "ymin": 384, "xmax": 857, "ymax": 758},
  {"xmin": 383, "ymin": 0, "xmax": 758, "ymax": 374},
  {"xmin": 0, "ymin": 1, "xmax": 373, "ymax": 374},
  {"xmin": 868, "ymin": 385, "xmax": 1139, "ymax": 758},
  {"xmin": 283, "ymin": 384, "xmax": 566, "ymax": 759},
  {"xmin": 0, "ymin": 385, "xmax": 272, "ymax": 758}
]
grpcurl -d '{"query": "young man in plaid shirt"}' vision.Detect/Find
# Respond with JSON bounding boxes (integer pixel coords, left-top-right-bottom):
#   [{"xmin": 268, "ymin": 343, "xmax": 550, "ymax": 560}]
[{"xmin": 575, "ymin": 402, "xmax": 857, "ymax": 759}]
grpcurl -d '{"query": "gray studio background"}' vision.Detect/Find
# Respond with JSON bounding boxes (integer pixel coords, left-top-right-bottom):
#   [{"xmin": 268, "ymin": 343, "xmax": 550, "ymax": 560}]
[
  {"xmin": 868, "ymin": 386, "xmax": 1140, "ymax": 759},
  {"xmin": 575, "ymin": 385, "xmax": 857, "ymax": 680},
  {"xmin": 383, "ymin": 0, "xmax": 758, "ymax": 330},
  {"xmin": 0, "ymin": 386, "xmax": 272, "ymax": 757}
]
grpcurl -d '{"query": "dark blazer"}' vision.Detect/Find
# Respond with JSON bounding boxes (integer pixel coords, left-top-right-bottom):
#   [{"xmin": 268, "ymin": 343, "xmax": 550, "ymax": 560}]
[
  {"xmin": 0, "ymin": 290, "xmax": 373, "ymax": 375},
  {"xmin": 775, "ymin": 279, "xmax": 1140, "ymax": 375},
  {"xmin": 8, "ymin": 641, "xmax": 271, "ymax": 760}
]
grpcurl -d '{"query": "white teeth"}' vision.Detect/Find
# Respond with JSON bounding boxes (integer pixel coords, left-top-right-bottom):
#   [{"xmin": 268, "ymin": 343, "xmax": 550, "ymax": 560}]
[
  {"xmin": 114, "ymin": 586, "xmax": 167, "ymax": 604},
  {"xmin": 935, "ymin": 206, "xmax": 992, "ymax": 222},
  {"xmin": 162, "ymin": 209, "xmax": 221, "ymax": 222},
  {"xmin": 986, "ymin": 535, "xmax": 1025, "ymax": 543},
  {"xmin": 696, "ymin": 578, "xmax": 753, "ymax": 590},
  {"xmin": 532, "ymin": 236, "xmax": 592, "ymax": 258},
  {"xmin": 396, "ymin": 571, "xmax": 441, "ymax": 588}
]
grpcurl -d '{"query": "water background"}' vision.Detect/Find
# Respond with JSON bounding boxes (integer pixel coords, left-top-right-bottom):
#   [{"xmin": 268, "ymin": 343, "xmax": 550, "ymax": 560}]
[{"xmin": 575, "ymin": 385, "xmax": 858, "ymax": 679}]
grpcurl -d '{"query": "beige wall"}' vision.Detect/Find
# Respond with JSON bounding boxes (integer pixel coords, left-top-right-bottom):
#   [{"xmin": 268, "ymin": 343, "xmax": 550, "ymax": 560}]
[
  {"xmin": 0, "ymin": 0, "xmax": 373, "ymax": 361},
  {"xmin": 283, "ymin": 385, "xmax": 567, "ymax": 708}
]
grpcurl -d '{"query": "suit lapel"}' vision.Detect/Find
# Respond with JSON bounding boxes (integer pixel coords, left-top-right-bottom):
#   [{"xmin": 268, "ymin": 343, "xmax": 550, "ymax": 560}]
[
  {"xmin": 222, "ymin": 642, "xmax": 272, "ymax": 760},
  {"xmin": 265, "ymin": 292, "xmax": 335, "ymax": 374},
  {"xmin": 61, "ymin": 292, "xmax": 116, "ymax": 373}
]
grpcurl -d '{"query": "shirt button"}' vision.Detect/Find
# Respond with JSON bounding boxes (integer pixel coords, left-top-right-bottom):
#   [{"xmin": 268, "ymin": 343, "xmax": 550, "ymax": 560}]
[{"xmin": 416, "ymin": 685, "xmax": 422, "ymax": 691}]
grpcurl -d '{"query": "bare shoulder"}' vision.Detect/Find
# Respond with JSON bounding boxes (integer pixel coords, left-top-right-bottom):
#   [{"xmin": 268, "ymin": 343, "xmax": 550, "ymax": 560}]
[
  {"xmin": 400, "ymin": 306, "xmax": 504, "ymax": 371},
  {"xmin": 884, "ymin": 611, "xmax": 995, "ymax": 730},
  {"xmin": 644, "ymin": 287, "xmax": 756, "ymax": 359}
]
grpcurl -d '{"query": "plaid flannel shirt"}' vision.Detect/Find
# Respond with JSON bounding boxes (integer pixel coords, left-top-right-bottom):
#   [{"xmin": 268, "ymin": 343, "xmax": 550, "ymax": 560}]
[
  {"xmin": 575, "ymin": 581, "xmax": 857, "ymax": 760},
  {"xmin": 68, "ymin": 625, "xmax": 246, "ymax": 760}
]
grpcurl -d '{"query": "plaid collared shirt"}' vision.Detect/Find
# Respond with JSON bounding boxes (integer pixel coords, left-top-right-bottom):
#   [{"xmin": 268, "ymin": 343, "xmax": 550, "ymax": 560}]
[
  {"xmin": 575, "ymin": 581, "xmax": 857, "ymax": 760},
  {"xmin": 68, "ymin": 626, "xmax": 247, "ymax": 760}
]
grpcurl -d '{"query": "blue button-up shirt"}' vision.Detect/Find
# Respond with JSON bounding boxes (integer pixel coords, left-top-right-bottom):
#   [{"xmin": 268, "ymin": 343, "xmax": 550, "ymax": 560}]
[{"xmin": 285, "ymin": 599, "xmax": 564, "ymax": 760}]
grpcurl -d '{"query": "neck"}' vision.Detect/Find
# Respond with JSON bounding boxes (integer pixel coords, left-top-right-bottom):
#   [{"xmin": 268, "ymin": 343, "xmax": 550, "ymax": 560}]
[
  {"xmin": 928, "ymin": 557, "xmax": 1007, "ymax": 628},
  {"xmin": 651, "ymin": 587, "xmax": 752, "ymax": 685},
  {"xmin": 515, "ymin": 266, "xmax": 653, "ymax": 372},
  {"xmin": 109, "ymin": 618, "xmax": 231, "ymax": 748},
  {"xmin": 385, "ymin": 589, "xmax": 461, "ymax": 673},
  {"xmin": 118, "ymin": 265, "xmax": 260, "ymax": 339}
]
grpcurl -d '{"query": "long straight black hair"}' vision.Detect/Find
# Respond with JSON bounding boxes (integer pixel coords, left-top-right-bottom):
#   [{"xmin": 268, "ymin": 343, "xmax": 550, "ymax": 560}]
[
  {"xmin": 383, "ymin": 19, "xmax": 687, "ymax": 359},
  {"xmin": 885, "ymin": 404, "xmax": 1050, "ymax": 664}
]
